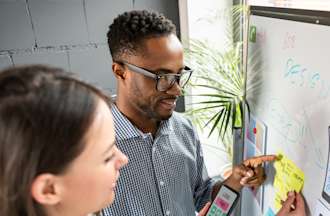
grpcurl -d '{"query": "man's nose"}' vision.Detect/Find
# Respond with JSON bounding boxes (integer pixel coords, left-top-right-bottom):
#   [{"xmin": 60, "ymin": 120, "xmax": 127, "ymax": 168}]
[{"xmin": 166, "ymin": 81, "xmax": 181, "ymax": 96}]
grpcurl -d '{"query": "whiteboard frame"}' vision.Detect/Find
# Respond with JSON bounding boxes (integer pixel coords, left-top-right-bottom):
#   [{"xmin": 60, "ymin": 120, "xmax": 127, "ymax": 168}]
[
  {"xmin": 248, "ymin": 0, "xmax": 330, "ymax": 12},
  {"xmin": 250, "ymin": 6, "xmax": 330, "ymax": 26}
]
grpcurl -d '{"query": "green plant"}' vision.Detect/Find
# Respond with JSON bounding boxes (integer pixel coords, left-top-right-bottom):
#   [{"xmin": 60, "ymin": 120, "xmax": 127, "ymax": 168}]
[{"xmin": 184, "ymin": 5, "xmax": 250, "ymax": 151}]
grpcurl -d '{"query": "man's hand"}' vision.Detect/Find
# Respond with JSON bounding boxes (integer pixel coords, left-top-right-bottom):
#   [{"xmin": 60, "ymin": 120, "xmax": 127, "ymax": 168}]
[
  {"xmin": 224, "ymin": 155, "xmax": 277, "ymax": 191},
  {"xmin": 197, "ymin": 202, "xmax": 211, "ymax": 216},
  {"xmin": 243, "ymin": 154, "xmax": 277, "ymax": 167},
  {"xmin": 276, "ymin": 192, "xmax": 306, "ymax": 216}
]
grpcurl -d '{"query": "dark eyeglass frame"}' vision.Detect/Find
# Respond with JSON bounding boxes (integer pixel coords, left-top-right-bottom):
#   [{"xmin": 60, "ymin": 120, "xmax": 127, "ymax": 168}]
[{"xmin": 117, "ymin": 61, "xmax": 193, "ymax": 92}]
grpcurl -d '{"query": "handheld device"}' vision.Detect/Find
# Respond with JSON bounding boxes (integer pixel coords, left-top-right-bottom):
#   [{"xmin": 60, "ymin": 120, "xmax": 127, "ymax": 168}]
[
  {"xmin": 321, "ymin": 126, "xmax": 330, "ymax": 203},
  {"xmin": 206, "ymin": 184, "xmax": 240, "ymax": 216}
]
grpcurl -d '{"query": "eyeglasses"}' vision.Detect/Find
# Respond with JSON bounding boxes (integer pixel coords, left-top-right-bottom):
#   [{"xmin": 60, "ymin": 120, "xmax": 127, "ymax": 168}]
[{"xmin": 118, "ymin": 61, "xmax": 193, "ymax": 92}]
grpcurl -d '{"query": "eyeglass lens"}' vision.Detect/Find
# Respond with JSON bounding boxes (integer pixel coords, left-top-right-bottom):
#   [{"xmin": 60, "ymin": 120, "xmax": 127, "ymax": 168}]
[{"xmin": 157, "ymin": 71, "xmax": 191, "ymax": 91}]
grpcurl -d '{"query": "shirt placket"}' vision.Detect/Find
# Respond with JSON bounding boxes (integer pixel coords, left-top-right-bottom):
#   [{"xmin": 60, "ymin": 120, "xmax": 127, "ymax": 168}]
[{"xmin": 148, "ymin": 134, "xmax": 174, "ymax": 216}]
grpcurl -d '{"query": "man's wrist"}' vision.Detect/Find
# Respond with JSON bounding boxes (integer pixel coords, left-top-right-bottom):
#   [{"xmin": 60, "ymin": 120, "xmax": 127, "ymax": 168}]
[
  {"xmin": 211, "ymin": 178, "xmax": 241, "ymax": 201},
  {"xmin": 223, "ymin": 176, "xmax": 243, "ymax": 192}
]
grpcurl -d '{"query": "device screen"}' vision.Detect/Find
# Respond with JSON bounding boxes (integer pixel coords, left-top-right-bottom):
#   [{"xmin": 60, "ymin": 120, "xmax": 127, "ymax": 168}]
[
  {"xmin": 322, "ymin": 126, "xmax": 330, "ymax": 203},
  {"xmin": 206, "ymin": 185, "xmax": 239, "ymax": 216}
]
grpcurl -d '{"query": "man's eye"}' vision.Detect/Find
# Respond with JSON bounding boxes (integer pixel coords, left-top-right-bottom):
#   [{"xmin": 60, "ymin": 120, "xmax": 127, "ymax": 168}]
[{"xmin": 156, "ymin": 70, "xmax": 171, "ymax": 75}]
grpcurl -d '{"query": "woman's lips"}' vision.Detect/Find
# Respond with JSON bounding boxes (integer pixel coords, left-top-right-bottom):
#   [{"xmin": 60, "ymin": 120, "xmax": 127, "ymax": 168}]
[{"xmin": 111, "ymin": 173, "xmax": 120, "ymax": 188}]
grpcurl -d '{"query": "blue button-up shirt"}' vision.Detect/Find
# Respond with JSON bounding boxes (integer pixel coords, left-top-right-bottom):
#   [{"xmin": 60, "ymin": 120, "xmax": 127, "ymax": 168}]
[{"xmin": 101, "ymin": 105, "xmax": 214, "ymax": 216}]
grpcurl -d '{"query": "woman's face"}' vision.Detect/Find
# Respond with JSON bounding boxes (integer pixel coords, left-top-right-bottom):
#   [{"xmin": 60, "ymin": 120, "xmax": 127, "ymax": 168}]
[{"xmin": 58, "ymin": 99, "xmax": 128, "ymax": 215}]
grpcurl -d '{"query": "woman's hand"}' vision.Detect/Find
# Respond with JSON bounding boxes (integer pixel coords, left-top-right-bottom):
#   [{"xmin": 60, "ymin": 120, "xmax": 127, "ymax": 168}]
[
  {"xmin": 276, "ymin": 192, "xmax": 306, "ymax": 216},
  {"xmin": 197, "ymin": 202, "xmax": 211, "ymax": 216}
]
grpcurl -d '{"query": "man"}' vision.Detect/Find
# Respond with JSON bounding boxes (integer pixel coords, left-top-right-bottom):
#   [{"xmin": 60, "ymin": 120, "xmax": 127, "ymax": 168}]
[{"xmin": 102, "ymin": 10, "xmax": 275, "ymax": 216}]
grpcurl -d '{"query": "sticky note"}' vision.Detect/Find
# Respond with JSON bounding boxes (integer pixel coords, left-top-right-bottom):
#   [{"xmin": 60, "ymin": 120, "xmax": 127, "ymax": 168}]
[
  {"xmin": 249, "ymin": 26, "xmax": 257, "ymax": 43},
  {"xmin": 265, "ymin": 207, "xmax": 276, "ymax": 216},
  {"xmin": 273, "ymin": 151, "xmax": 304, "ymax": 210}
]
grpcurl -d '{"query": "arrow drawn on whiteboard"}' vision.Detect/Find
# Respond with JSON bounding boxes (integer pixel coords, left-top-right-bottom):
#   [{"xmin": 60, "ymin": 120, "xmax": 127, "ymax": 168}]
[{"xmin": 301, "ymin": 108, "xmax": 326, "ymax": 171}]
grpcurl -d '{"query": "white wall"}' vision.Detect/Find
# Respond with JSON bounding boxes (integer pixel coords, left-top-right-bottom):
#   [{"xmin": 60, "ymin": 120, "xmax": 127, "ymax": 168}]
[
  {"xmin": 187, "ymin": 0, "xmax": 233, "ymax": 51},
  {"xmin": 180, "ymin": 0, "xmax": 234, "ymax": 178}
]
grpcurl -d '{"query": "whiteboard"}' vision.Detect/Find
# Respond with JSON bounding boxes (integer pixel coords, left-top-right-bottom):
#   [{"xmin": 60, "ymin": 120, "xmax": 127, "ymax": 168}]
[{"xmin": 241, "ymin": 7, "xmax": 330, "ymax": 216}]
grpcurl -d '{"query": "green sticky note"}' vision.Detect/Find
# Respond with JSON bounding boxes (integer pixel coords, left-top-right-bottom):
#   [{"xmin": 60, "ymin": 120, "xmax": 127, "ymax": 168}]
[{"xmin": 249, "ymin": 26, "xmax": 257, "ymax": 43}]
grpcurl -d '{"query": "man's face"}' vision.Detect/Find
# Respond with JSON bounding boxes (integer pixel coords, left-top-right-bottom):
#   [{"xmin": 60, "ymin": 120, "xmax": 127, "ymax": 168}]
[{"xmin": 123, "ymin": 34, "xmax": 184, "ymax": 121}]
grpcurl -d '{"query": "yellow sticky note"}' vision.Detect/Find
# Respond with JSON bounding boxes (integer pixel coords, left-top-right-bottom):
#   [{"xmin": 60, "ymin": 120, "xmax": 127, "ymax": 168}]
[
  {"xmin": 273, "ymin": 151, "xmax": 304, "ymax": 210},
  {"xmin": 274, "ymin": 193, "xmax": 283, "ymax": 210}
]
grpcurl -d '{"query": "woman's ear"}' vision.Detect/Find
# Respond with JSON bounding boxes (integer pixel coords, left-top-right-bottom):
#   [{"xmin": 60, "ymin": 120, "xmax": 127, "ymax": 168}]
[
  {"xmin": 112, "ymin": 63, "xmax": 126, "ymax": 79},
  {"xmin": 30, "ymin": 174, "xmax": 62, "ymax": 206}
]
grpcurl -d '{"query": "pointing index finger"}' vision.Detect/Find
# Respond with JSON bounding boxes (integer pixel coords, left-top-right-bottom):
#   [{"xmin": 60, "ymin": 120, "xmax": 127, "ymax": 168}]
[{"xmin": 243, "ymin": 155, "xmax": 277, "ymax": 168}]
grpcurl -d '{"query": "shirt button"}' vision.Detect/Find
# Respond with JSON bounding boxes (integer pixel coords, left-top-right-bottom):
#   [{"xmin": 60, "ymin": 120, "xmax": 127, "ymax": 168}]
[
  {"xmin": 152, "ymin": 147, "xmax": 156, "ymax": 152},
  {"xmin": 159, "ymin": 181, "xmax": 165, "ymax": 186},
  {"xmin": 165, "ymin": 210, "xmax": 170, "ymax": 215}
]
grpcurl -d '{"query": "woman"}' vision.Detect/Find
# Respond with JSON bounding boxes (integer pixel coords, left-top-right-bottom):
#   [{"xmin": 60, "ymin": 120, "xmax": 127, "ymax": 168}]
[{"xmin": 0, "ymin": 65, "xmax": 128, "ymax": 216}]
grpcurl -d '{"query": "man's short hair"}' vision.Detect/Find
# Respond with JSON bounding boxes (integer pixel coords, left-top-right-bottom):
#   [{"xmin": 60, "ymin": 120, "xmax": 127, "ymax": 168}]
[{"xmin": 107, "ymin": 10, "xmax": 176, "ymax": 61}]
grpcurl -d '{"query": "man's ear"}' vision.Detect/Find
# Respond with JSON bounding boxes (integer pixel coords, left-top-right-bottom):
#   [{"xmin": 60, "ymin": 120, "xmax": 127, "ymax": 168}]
[
  {"xmin": 112, "ymin": 62, "xmax": 126, "ymax": 79},
  {"xmin": 30, "ymin": 174, "xmax": 62, "ymax": 206}
]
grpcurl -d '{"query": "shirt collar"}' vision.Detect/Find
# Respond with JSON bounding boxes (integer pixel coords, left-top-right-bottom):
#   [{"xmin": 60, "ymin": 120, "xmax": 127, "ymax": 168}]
[
  {"xmin": 111, "ymin": 104, "xmax": 173, "ymax": 140},
  {"xmin": 157, "ymin": 118, "xmax": 173, "ymax": 136}
]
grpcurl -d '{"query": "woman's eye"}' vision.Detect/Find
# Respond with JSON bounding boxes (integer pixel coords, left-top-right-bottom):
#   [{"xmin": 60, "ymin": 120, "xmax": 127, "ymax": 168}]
[{"xmin": 104, "ymin": 155, "xmax": 115, "ymax": 163}]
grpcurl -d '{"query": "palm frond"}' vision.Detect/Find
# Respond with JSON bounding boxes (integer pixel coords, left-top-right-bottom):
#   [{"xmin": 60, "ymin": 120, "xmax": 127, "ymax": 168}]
[{"xmin": 184, "ymin": 4, "xmax": 250, "ymax": 148}]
